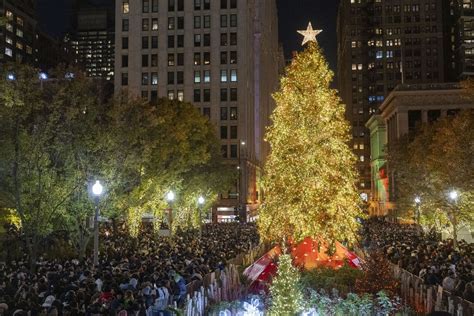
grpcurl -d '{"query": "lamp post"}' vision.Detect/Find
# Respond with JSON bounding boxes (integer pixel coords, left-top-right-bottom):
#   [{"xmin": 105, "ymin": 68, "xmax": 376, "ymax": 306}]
[
  {"xmin": 166, "ymin": 191, "xmax": 175, "ymax": 233},
  {"xmin": 91, "ymin": 180, "xmax": 103, "ymax": 267},
  {"xmin": 238, "ymin": 140, "xmax": 246, "ymax": 222},
  {"xmin": 448, "ymin": 190, "xmax": 459, "ymax": 248},
  {"xmin": 414, "ymin": 196, "xmax": 421, "ymax": 225},
  {"xmin": 39, "ymin": 72, "xmax": 48, "ymax": 90},
  {"xmin": 198, "ymin": 196, "xmax": 205, "ymax": 235}
]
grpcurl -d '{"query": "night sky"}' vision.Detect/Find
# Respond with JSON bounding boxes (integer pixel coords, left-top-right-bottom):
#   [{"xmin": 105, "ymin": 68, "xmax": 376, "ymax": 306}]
[{"xmin": 36, "ymin": 0, "xmax": 340, "ymax": 72}]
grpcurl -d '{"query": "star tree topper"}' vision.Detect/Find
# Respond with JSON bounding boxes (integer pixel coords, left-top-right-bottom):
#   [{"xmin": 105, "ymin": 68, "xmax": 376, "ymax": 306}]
[{"xmin": 297, "ymin": 22, "xmax": 322, "ymax": 46}]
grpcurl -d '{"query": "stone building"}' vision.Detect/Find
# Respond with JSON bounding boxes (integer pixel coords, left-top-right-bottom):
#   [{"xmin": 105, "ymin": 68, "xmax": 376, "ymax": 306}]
[{"xmin": 366, "ymin": 83, "xmax": 474, "ymax": 215}]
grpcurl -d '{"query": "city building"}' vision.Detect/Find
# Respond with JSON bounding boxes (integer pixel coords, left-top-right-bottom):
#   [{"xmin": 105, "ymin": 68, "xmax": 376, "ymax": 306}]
[
  {"xmin": 36, "ymin": 31, "xmax": 76, "ymax": 71},
  {"xmin": 114, "ymin": 0, "xmax": 280, "ymax": 221},
  {"xmin": 337, "ymin": 0, "xmax": 453, "ymax": 199},
  {"xmin": 0, "ymin": 0, "xmax": 36, "ymax": 65},
  {"xmin": 452, "ymin": 0, "xmax": 474, "ymax": 78},
  {"xmin": 72, "ymin": 0, "xmax": 115, "ymax": 79},
  {"xmin": 366, "ymin": 83, "xmax": 474, "ymax": 216}
]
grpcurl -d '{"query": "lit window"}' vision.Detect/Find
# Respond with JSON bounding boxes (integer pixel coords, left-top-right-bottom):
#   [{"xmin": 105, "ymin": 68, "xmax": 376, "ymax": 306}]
[
  {"xmin": 177, "ymin": 90, "xmax": 184, "ymax": 101},
  {"xmin": 230, "ymin": 107, "xmax": 238, "ymax": 120},
  {"xmin": 220, "ymin": 70, "xmax": 227, "ymax": 82},
  {"xmin": 194, "ymin": 71, "xmax": 201, "ymax": 83},
  {"xmin": 360, "ymin": 144, "xmax": 365, "ymax": 150},
  {"xmin": 122, "ymin": 1, "xmax": 130, "ymax": 13},
  {"xmin": 376, "ymin": 51, "xmax": 383, "ymax": 59},
  {"xmin": 5, "ymin": 36, "xmax": 12, "ymax": 45},
  {"xmin": 203, "ymin": 52, "xmax": 211, "ymax": 65},
  {"xmin": 151, "ymin": 72, "xmax": 158, "ymax": 85},
  {"xmin": 16, "ymin": 17, "xmax": 23, "ymax": 26},
  {"xmin": 168, "ymin": 90, "xmax": 175, "ymax": 100},
  {"xmin": 230, "ymin": 69, "xmax": 237, "ymax": 82},
  {"xmin": 204, "ymin": 70, "xmax": 210, "ymax": 83},
  {"xmin": 142, "ymin": 73, "xmax": 149, "ymax": 85},
  {"xmin": 152, "ymin": 18, "xmax": 158, "ymax": 30},
  {"xmin": 5, "ymin": 47, "xmax": 13, "ymax": 57},
  {"xmin": 194, "ymin": 52, "xmax": 201, "ymax": 65},
  {"xmin": 16, "ymin": 29, "xmax": 23, "ymax": 38}
]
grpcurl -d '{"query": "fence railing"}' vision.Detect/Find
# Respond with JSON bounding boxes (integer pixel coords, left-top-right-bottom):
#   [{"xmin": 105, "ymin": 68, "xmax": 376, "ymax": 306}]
[
  {"xmin": 391, "ymin": 264, "xmax": 474, "ymax": 316},
  {"xmin": 182, "ymin": 243, "xmax": 270, "ymax": 316}
]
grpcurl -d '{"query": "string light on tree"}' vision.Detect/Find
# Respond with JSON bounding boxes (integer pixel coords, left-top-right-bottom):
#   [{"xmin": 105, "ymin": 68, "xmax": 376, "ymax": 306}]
[
  {"xmin": 258, "ymin": 22, "xmax": 364, "ymax": 245},
  {"xmin": 268, "ymin": 253, "xmax": 304, "ymax": 315}
]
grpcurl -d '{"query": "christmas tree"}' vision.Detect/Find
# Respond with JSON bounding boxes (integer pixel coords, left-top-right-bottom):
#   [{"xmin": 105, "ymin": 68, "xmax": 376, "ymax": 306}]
[
  {"xmin": 258, "ymin": 23, "xmax": 364, "ymax": 245},
  {"xmin": 268, "ymin": 253, "xmax": 304, "ymax": 315}
]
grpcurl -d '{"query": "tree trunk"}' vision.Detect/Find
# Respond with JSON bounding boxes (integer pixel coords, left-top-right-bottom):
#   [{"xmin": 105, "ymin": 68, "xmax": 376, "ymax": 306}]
[
  {"xmin": 76, "ymin": 222, "xmax": 91, "ymax": 262},
  {"xmin": 452, "ymin": 221, "xmax": 458, "ymax": 249},
  {"xmin": 27, "ymin": 233, "xmax": 39, "ymax": 273},
  {"xmin": 450, "ymin": 210, "xmax": 458, "ymax": 249}
]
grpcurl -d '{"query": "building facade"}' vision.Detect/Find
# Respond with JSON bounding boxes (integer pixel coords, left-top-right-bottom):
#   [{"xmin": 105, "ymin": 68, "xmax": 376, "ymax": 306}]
[
  {"xmin": 452, "ymin": 0, "xmax": 474, "ymax": 78},
  {"xmin": 72, "ymin": 1, "xmax": 115, "ymax": 80},
  {"xmin": 337, "ymin": 0, "xmax": 454, "ymax": 198},
  {"xmin": 114, "ymin": 0, "xmax": 280, "ymax": 221},
  {"xmin": 366, "ymin": 83, "xmax": 474, "ymax": 216},
  {"xmin": 0, "ymin": 0, "xmax": 36, "ymax": 65}
]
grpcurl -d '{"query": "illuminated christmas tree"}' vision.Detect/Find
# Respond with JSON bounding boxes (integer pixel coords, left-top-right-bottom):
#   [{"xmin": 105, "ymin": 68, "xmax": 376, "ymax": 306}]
[
  {"xmin": 268, "ymin": 253, "xmax": 304, "ymax": 315},
  {"xmin": 258, "ymin": 23, "xmax": 364, "ymax": 245}
]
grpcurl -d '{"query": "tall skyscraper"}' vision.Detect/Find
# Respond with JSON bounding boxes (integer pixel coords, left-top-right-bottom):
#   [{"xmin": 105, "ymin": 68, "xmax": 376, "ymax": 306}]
[
  {"xmin": 114, "ymin": 0, "xmax": 280, "ymax": 221},
  {"xmin": 0, "ymin": 0, "xmax": 37, "ymax": 65},
  {"xmin": 72, "ymin": 0, "xmax": 115, "ymax": 79},
  {"xmin": 452, "ymin": 0, "xmax": 474, "ymax": 78},
  {"xmin": 337, "ymin": 0, "xmax": 452, "ymax": 199}
]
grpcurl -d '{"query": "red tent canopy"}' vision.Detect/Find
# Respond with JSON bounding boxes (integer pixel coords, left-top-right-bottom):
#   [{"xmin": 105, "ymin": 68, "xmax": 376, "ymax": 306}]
[{"xmin": 243, "ymin": 238, "xmax": 361, "ymax": 291}]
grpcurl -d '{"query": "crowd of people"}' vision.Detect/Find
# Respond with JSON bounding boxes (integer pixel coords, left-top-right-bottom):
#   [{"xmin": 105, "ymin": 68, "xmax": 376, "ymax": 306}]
[
  {"xmin": 0, "ymin": 223, "xmax": 259, "ymax": 315},
  {"xmin": 362, "ymin": 218, "xmax": 474, "ymax": 302}
]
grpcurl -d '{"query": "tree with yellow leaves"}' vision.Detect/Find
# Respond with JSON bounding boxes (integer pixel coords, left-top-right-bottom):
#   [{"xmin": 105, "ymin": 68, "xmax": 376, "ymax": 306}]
[{"xmin": 258, "ymin": 37, "xmax": 363, "ymax": 246}]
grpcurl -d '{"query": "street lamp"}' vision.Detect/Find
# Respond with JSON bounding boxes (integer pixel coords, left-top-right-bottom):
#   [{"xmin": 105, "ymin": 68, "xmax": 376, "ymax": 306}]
[
  {"xmin": 7, "ymin": 73, "xmax": 15, "ymax": 81},
  {"xmin": 414, "ymin": 196, "xmax": 421, "ymax": 225},
  {"xmin": 448, "ymin": 190, "xmax": 460, "ymax": 248},
  {"xmin": 449, "ymin": 190, "xmax": 458, "ymax": 202},
  {"xmin": 166, "ymin": 191, "xmax": 175, "ymax": 233},
  {"xmin": 198, "ymin": 196, "xmax": 205, "ymax": 235},
  {"xmin": 238, "ymin": 140, "xmax": 247, "ymax": 223},
  {"xmin": 91, "ymin": 180, "xmax": 103, "ymax": 267}
]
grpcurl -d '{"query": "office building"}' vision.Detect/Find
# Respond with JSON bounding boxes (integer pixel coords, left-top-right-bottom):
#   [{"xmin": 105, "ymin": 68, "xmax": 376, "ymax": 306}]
[
  {"xmin": 337, "ymin": 0, "xmax": 452, "ymax": 199},
  {"xmin": 114, "ymin": 0, "xmax": 280, "ymax": 221},
  {"xmin": 452, "ymin": 0, "xmax": 474, "ymax": 78},
  {"xmin": 72, "ymin": 1, "xmax": 115, "ymax": 79},
  {"xmin": 0, "ymin": 0, "xmax": 36, "ymax": 65}
]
